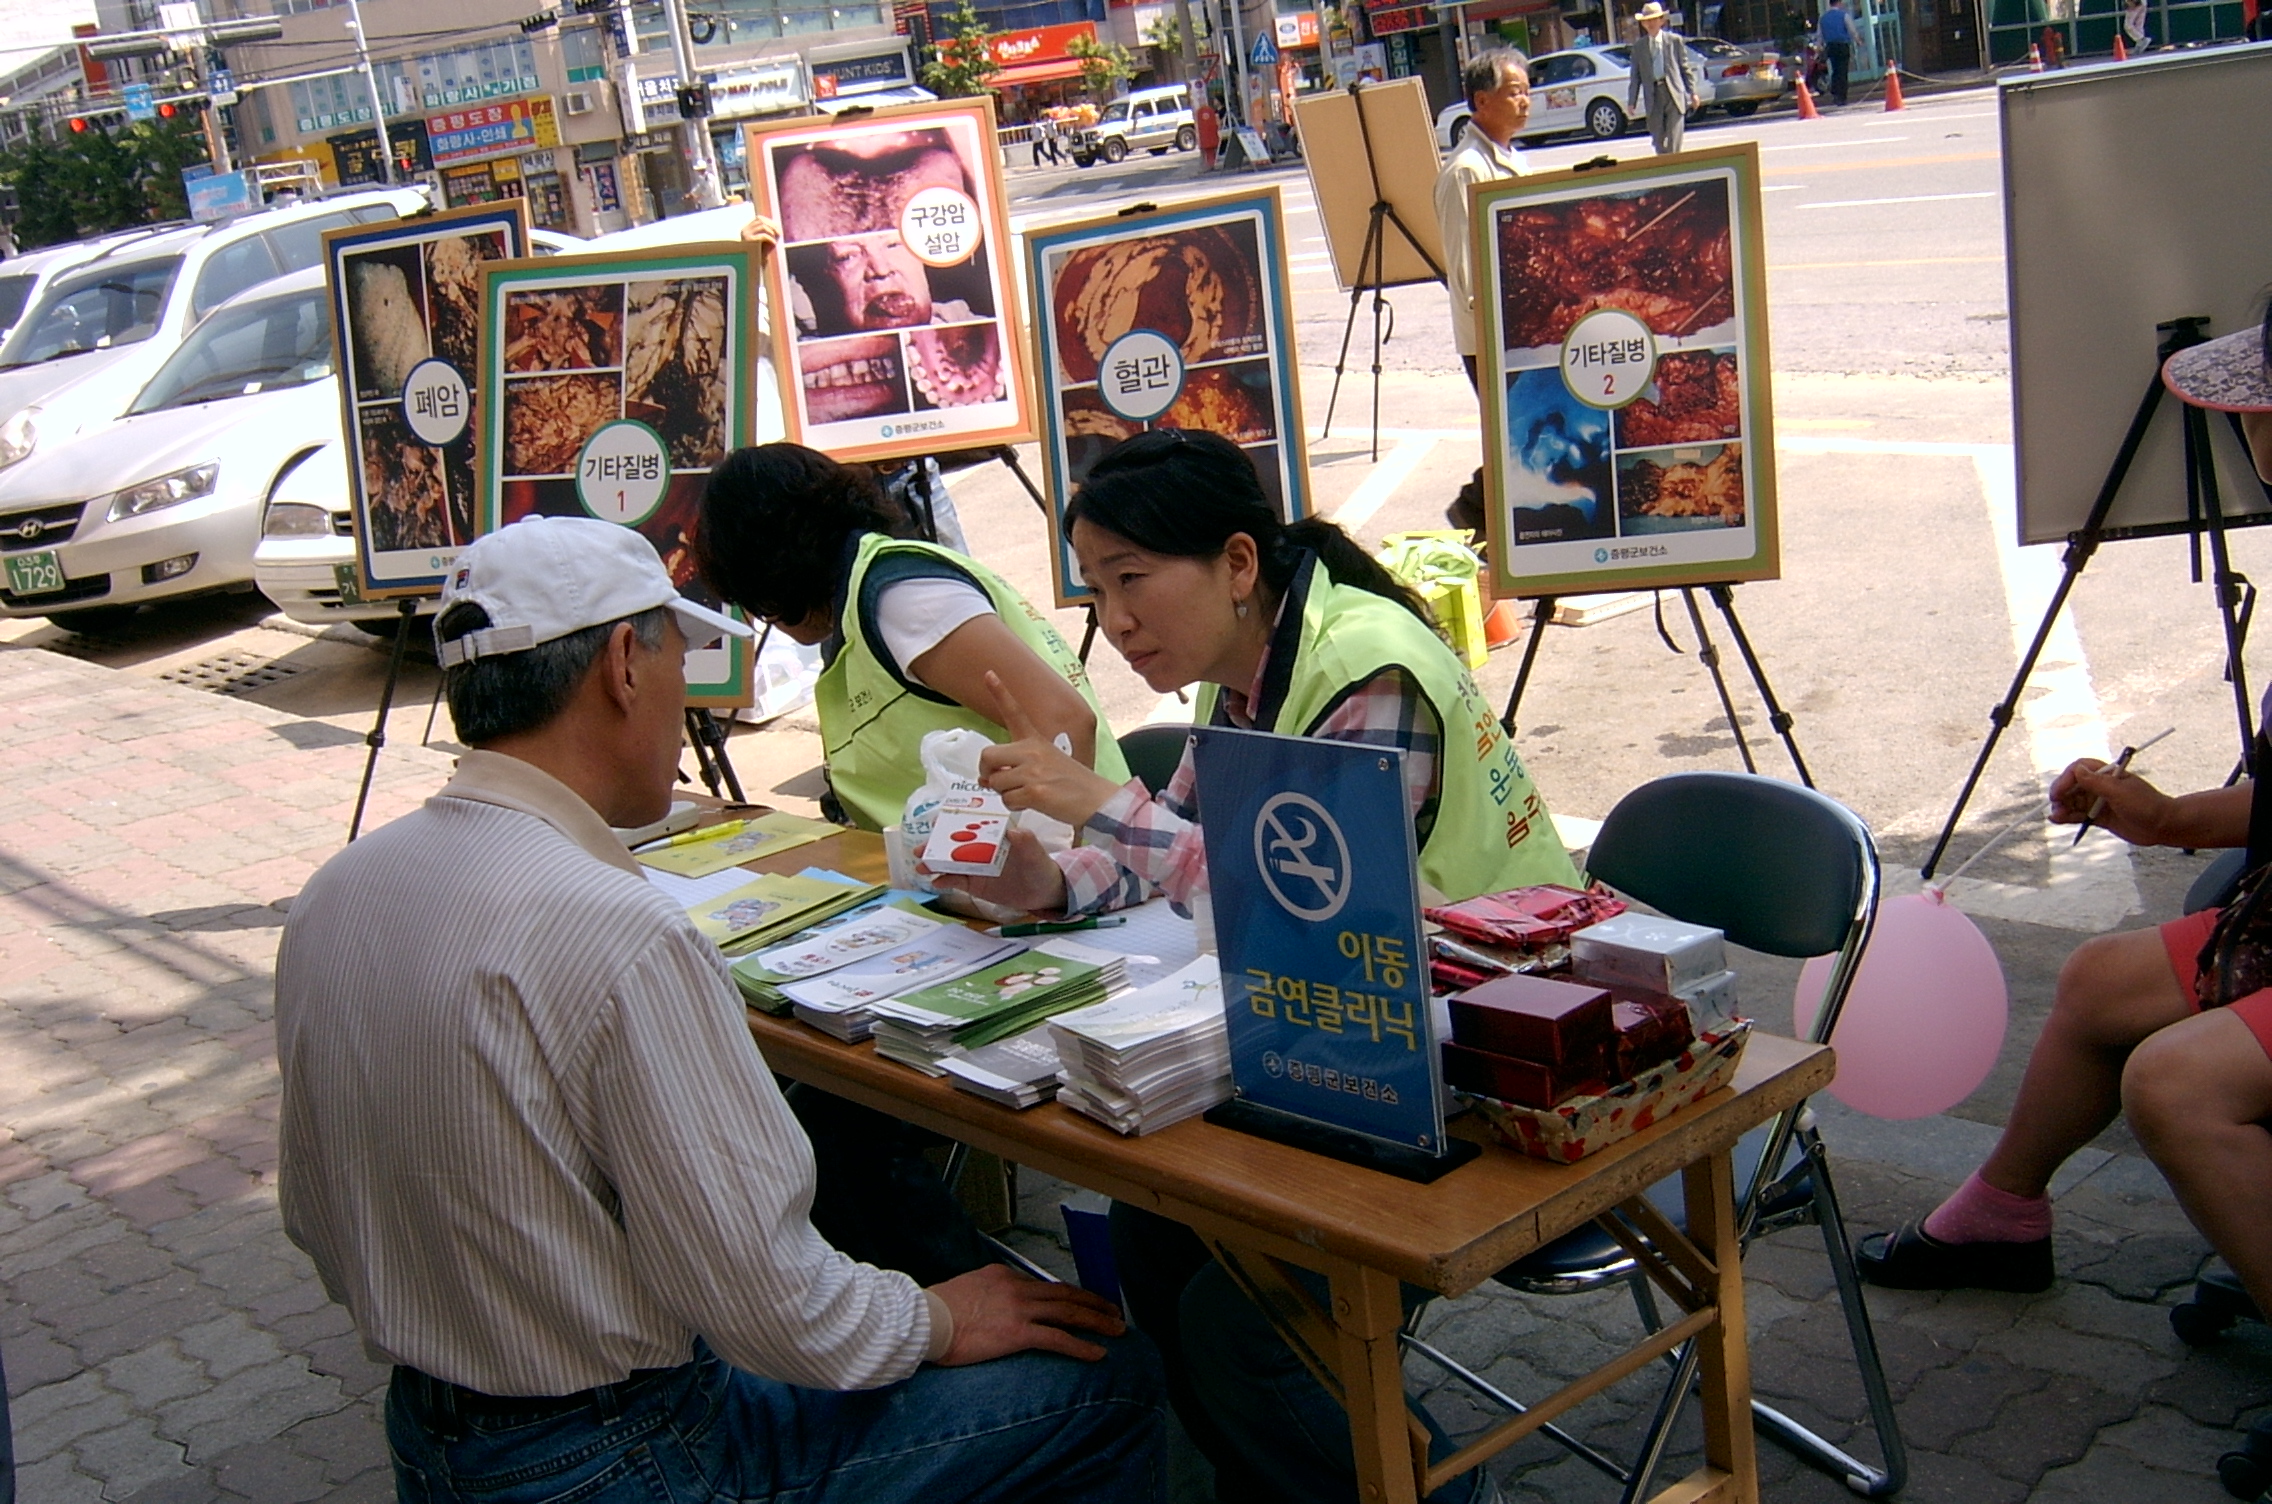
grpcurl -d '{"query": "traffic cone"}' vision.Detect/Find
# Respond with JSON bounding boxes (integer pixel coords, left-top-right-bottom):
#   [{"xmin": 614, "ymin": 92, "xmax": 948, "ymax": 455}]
[
  {"xmin": 1884, "ymin": 67, "xmax": 1906, "ymax": 110},
  {"xmin": 2028, "ymin": 41, "xmax": 2045, "ymax": 70},
  {"xmin": 1795, "ymin": 71, "xmax": 1821, "ymax": 119},
  {"xmin": 2113, "ymin": 31, "xmax": 2129, "ymax": 59},
  {"xmin": 1483, "ymin": 600, "xmax": 1523, "ymax": 648}
]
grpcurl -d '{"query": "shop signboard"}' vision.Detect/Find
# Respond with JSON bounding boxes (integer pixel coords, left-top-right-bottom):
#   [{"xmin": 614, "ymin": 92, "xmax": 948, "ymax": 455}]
[
  {"xmin": 746, "ymin": 95, "xmax": 1034, "ymax": 465},
  {"xmin": 328, "ymin": 120, "xmax": 433, "ymax": 185},
  {"xmin": 1366, "ymin": 5, "xmax": 1431, "ymax": 35},
  {"xmin": 1192, "ymin": 728, "xmax": 1450, "ymax": 1158},
  {"xmin": 988, "ymin": 21, "xmax": 1096, "ymax": 67},
  {"xmin": 323, "ymin": 201, "xmax": 532, "ymax": 599},
  {"xmin": 1274, "ymin": 11, "xmax": 1321, "ymax": 48},
  {"xmin": 184, "ymin": 168, "xmax": 255, "ymax": 223},
  {"xmin": 1023, "ymin": 186, "xmax": 1311, "ymax": 605},
  {"xmin": 476, "ymin": 243, "xmax": 765, "ymax": 704},
  {"xmin": 710, "ymin": 59, "xmax": 807, "ymax": 119},
  {"xmin": 426, "ymin": 96, "xmax": 560, "ymax": 168},
  {"xmin": 807, "ymin": 41, "xmax": 916, "ymax": 98},
  {"xmin": 1472, "ymin": 142, "xmax": 1779, "ymax": 597}
]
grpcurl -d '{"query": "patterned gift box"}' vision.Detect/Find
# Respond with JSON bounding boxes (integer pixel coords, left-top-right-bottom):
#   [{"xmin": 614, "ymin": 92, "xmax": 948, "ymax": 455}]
[{"xmin": 1463, "ymin": 1020, "xmax": 1753, "ymax": 1164}]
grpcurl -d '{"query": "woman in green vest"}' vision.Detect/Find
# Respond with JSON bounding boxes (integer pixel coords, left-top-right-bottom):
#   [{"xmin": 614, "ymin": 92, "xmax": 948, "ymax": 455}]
[
  {"xmin": 939, "ymin": 428, "xmax": 1578, "ymax": 916},
  {"xmin": 695, "ymin": 443, "xmax": 1129, "ymax": 831}
]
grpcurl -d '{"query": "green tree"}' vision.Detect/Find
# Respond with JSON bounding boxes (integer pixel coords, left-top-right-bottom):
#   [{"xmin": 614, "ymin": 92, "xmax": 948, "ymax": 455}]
[
  {"xmin": 1066, "ymin": 34, "xmax": 1138, "ymax": 97},
  {"xmin": 1141, "ymin": 13, "xmax": 1183, "ymax": 56},
  {"xmin": 921, "ymin": 0, "xmax": 1000, "ymax": 97},
  {"xmin": 0, "ymin": 112, "xmax": 211, "ymax": 249}
]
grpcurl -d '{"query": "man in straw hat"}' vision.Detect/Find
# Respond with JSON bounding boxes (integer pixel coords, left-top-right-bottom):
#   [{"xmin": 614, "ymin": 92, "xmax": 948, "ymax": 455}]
[
  {"xmin": 1627, "ymin": 2, "xmax": 1696, "ymax": 154},
  {"xmin": 1856, "ymin": 315, "xmax": 2272, "ymax": 1338}
]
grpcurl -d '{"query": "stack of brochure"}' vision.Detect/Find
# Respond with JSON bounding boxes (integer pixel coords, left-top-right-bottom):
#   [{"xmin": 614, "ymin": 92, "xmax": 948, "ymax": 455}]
[
  {"xmin": 869, "ymin": 942, "xmax": 1125, "ymax": 1076},
  {"xmin": 780, "ymin": 924, "xmax": 1026, "ymax": 1042},
  {"xmin": 939, "ymin": 1026, "xmax": 1064, "ymax": 1109},
  {"xmin": 1048, "ymin": 958, "xmax": 1232, "ymax": 1135},
  {"xmin": 731, "ymin": 900, "xmax": 958, "ymax": 1015},
  {"xmin": 686, "ymin": 872, "xmax": 884, "ymax": 954}
]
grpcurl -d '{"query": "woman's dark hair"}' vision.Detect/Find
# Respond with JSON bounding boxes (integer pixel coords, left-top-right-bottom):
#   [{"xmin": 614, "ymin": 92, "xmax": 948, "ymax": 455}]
[
  {"xmin": 695, "ymin": 443, "xmax": 909, "ymax": 624},
  {"xmin": 1065, "ymin": 430, "xmax": 1433, "ymax": 625}
]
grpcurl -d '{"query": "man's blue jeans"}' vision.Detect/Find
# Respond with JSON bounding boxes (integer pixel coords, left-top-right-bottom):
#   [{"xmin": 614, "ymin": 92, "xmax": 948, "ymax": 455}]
[{"xmin": 386, "ymin": 1335, "xmax": 1168, "ymax": 1503}]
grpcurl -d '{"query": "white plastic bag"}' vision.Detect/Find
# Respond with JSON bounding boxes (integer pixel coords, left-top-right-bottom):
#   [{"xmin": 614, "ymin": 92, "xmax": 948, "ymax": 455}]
[{"xmin": 901, "ymin": 728, "xmax": 1076, "ymax": 920}]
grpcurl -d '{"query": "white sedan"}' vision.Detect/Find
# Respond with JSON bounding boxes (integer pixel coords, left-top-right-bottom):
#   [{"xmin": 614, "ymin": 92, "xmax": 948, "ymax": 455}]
[
  {"xmin": 0, "ymin": 270, "xmax": 340, "ymax": 631},
  {"xmin": 1436, "ymin": 44, "xmax": 1721, "ymax": 149}
]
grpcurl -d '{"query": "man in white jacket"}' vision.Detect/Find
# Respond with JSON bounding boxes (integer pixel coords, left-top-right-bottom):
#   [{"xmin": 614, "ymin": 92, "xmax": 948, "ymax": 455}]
[{"xmin": 1434, "ymin": 48, "xmax": 1531, "ymax": 530}]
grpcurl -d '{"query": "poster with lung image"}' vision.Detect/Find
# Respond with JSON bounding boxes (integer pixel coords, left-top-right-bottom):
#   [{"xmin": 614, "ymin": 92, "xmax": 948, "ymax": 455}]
[
  {"xmin": 1025, "ymin": 187, "xmax": 1311, "ymax": 606},
  {"xmin": 323, "ymin": 202, "xmax": 529, "ymax": 598},
  {"xmin": 1473, "ymin": 143, "xmax": 1778, "ymax": 597},
  {"xmin": 746, "ymin": 97, "xmax": 1034, "ymax": 465},
  {"xmin": 475, "ymin": 244, "xmax": 762, "ymax": 705}
]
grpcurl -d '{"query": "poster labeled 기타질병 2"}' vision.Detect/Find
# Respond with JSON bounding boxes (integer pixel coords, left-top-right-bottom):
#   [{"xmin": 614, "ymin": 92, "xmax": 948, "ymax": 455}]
[
  {"xmin": 1025, "ymin": 187, "xmax": 1311, "ymax": 606},
  {"xmin": 1474, "ymin": 143, "xmax": 1779, "ymax": 597},
  {"xmin": 323, "ymin": 200, "xmax": 529, "ymax": 598},
  {"xmin": 475, "ymin": 243, "xmax": 760, "ymax": 705},
  {"xmin": 746, "ymin": 97, "xmax": 1035, "ymax": 466}
]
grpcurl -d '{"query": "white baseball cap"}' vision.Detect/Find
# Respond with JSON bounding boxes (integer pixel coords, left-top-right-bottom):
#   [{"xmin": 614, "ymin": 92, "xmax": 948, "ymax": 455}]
[{"xmin": 436, "ymin": 515, "xmax": 753, "ymax": 669}]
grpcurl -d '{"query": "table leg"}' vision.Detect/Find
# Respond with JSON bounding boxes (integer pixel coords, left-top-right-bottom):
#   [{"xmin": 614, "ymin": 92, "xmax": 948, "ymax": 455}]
[
  {"xmin": 1683, "ymin": 1148, "xmax": 1759, "ymax": 1504},
  {"xmin": 1330, "ymin": 1262, "xmax": 1423, "ymax": 1504}
]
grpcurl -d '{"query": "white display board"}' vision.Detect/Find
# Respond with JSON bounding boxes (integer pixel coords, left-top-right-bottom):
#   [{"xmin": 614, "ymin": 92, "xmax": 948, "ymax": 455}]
[{"xmin": 2004, "ymin": 47, "xmax": 2272, "ymax": 544}]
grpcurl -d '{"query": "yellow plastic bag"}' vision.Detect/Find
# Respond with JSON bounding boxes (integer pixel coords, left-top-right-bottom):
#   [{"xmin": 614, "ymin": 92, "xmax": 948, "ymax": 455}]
[{"xmin": 1376, "ymin": 530, "xmax": 1488, "ymax": 669}]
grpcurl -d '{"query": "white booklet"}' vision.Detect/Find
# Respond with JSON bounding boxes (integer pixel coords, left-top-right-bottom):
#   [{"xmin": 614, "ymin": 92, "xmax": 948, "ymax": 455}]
[
  {"xmin": 781, "ymin": 928, "xmax": 1024, "ymax": 1014},
  {"xmin": 752, "ymin": 906, "xmax": 951, "ymax": 980},
  {"xmin": 1049, "ymin": 957, "xmax": 1225, "ymax": 1057}
]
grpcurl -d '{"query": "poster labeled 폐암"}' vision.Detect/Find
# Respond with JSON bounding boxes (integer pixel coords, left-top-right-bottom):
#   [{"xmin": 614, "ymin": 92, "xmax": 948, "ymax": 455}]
[
  {"xmin": 324, "ymin": 200, "xmax": 529, "ymax": 598},
  {"xmin": 746, "ymin": 97, "xmax": 1034, "ymax": 465},
  {"xmin": 1475, "ymin": 143, "xmax": 1778, "ymax": 597},
  {"xmin": 476, "ymin": 244, "xmax": 760, "ymax": 705},
  {"xmin": 1025, "ymin": 187, "xmax": 1310, "ymax": 605}
]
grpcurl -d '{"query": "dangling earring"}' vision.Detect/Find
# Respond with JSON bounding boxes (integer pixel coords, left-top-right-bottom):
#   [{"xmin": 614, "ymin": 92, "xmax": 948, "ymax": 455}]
[{"xmin": 1235, "ymin": 598, "xmax": 1250, "ymax": 619}]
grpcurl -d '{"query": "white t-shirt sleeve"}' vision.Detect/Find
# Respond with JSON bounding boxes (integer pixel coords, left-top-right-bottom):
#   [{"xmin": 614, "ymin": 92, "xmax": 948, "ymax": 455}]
[{"xmin": 874, "ymin": 575, "xmax": 995, "ymax": 689}]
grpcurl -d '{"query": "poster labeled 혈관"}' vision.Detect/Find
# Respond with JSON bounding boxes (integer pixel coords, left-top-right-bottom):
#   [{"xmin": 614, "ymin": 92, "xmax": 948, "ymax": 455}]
[
  {"xmin": 1024, "ymin": 187, "xmax": 1310, "ymax": 606},
  {"xmin": 1474, "ymin": 143, "xmax": 1778, "ymax": 597},
  {"xmin": 476, "ymin": 243, "xmax": 761, "ymax": 705},
  {"xmin": 323, "ymin": 200, "xmax": 530, "ymax": 598},
  {"xmin": 746, "ymin": 97, "xmax": 1035, "ymax": 466}
]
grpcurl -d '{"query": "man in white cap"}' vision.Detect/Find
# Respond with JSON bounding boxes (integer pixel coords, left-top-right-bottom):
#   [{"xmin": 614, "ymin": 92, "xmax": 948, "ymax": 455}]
[
  {"xmin": 1626, "ymin": 2, "xmax": 1695, "ymax": 154},
  {"xmin": 1857, "ymin": 319, "xmax": 2272, "ymax": 1331},
  {"xmin": 275, "ymin": 515, "xmax": 1165, "ymax": 1502}
]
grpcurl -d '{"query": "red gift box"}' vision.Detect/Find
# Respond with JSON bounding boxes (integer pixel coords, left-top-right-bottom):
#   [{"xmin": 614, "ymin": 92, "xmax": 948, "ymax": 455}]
[
  {"xmin": 1610, "ymin": 995, "xmax": 1694, "ymax": 1079},
  {"xmin": 1441, "ymin": 1041, "xmax": 1605, "ymax": 1109},
  {"xmin": 1448, "ymin": 973, "xmax": 1613, "ymax": 1066}
]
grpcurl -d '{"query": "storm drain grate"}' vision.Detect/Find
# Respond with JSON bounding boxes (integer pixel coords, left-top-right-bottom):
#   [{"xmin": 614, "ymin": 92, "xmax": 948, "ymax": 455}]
[{"xmin": 157, "ymin": 651, "xmax": 308, "ymax": 697}]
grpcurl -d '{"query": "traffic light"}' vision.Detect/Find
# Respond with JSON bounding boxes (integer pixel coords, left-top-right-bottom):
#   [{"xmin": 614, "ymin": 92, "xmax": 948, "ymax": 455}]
[
  {"xmin": 675, "ymin": 81, "xmax": 713, "ymax": 118},
  {"xmin": 69, "ymin": 117, "xmax": 88, "ymax": 132},
  {"xmin": 157, "ymin": 101, "xmax": 176, "ymax": 118}
]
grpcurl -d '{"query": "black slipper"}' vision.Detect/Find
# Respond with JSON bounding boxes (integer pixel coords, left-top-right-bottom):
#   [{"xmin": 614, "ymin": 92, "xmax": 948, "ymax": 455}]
[{"xmin": 1855, "ymin": 1221, "xmax": 2054, "ymax": 1294}]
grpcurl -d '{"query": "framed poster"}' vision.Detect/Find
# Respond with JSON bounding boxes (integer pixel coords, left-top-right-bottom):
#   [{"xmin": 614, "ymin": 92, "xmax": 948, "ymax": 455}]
[
  {"xmin": 1475, "ymin": 143, "xmax": 1779, "ymax": 598},
  {"xmin": 476, "ymin": 244, "xmax": 761, "ymax": 705},
  {"xmin": 1025, "ymin": 187, "xmax": 1311, "ymax": 606},
  {"xmin": 324, "ymin": 200, "xmax": 529, "ymax": 598},
  {"xmin": 744, "ymin": 96, "xmax": 1035, "ymax": 465}
]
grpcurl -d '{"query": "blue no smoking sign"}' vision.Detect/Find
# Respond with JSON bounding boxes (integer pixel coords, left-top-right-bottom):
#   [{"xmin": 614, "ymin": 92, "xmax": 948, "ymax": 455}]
[{"xmin": 1192, "ymin": 727, "xmax": 1455, "ymax": 1163}]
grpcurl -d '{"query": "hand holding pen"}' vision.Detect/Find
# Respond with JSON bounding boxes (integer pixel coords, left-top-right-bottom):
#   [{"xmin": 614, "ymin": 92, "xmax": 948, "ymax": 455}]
[{"xmin": 2065, "ymin": 726, "xmax": 2176, "ymax": 846}]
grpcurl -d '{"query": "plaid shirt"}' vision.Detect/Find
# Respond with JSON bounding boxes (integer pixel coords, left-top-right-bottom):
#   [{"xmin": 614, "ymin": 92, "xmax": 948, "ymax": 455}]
[{"xmin": 1055, "ymin": 655, "xmax": 1443, "ymax": 917}]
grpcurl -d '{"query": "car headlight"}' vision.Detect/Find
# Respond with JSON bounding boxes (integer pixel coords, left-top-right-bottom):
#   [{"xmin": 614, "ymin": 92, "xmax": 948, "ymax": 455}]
[
  {"xmin": 107, "ymin": 462, "xmax": 220, "ymax": 522},
  {"xmin": 262, "ymin": 501, "xmax": 334, "ymax": 538},
  {"xmin": 0, "ymin": 407, "xmax": 38, "ymax": 468}
]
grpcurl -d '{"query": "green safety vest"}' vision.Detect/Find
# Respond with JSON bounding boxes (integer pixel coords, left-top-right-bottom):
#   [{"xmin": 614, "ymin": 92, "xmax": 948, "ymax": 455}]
[
  {"xmin": 817, "ymin": 534, "xmax": 1130, "ymax": 831},
  {"xmin": 1196, "ymin": 555, "xmax": 1579, "ymax": 902}
]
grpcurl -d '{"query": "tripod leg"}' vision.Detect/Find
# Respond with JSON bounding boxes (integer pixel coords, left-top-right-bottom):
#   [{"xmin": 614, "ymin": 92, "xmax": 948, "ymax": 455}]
[
  {"xmin": 1682, "ymin": 588, "xmax": 1758, "ymax": 775},
  {"xmin": 1322, "ymin": 217, "xmax": 1378, "ymax": 441},
  {"xmin": 2190, "ymin": 404, "xmax": 2260, "ymax": 773},
  {"xmin": 1077, "ymin": 606, "xmax": 1099, "ymax": 665},
  {"xmin": 1499, "ymin": 597, "xmax": 1555, "ymax": 736},
  {"xmin": 1708, "ymin": 584, "xmax": 1815, "ymax": 789},
  {"xmin": 696, "ymin": 708, "xmax": 747, "ymax": 804},
  {"xmin": 1367, "ymin": 219, "xmax": 1388, "ymax": 464},
  {"xmin": 420, "ymin": 673, "xmax": 445, "ymax": 748},
  {"xmin": 685, "ymin": 708, "xmax": 723, "ymax": 799},
  {"xmin": 990, "ymin": 446, "xmax": 1051, "ymax": 520},
  {"xmin": 349, "ymin": 597, "xmax": 418, "ymax": 843}
]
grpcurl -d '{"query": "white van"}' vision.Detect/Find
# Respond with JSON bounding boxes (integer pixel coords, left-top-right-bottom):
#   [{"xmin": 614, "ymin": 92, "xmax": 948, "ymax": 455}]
[{"xmin": 1072, "ymin": 84, "xmax": 1197, "ymax": 166}]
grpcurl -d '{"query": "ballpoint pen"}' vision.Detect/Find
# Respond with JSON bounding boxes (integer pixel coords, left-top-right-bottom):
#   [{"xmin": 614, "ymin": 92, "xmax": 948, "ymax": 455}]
[
  {"xmin": 999, "ymin": 916, "xmax": 1127, "ymax": 937},
  {"xmin": 2070, "ymin": 726, "xmax": 2175, "ymax": 846},
  {"xmin": 639, "ymin": 818, "xmax": 749, "ymax": 853}
]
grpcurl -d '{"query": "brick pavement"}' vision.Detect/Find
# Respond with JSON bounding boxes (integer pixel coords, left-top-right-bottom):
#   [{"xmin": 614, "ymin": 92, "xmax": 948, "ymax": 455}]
[{"xmin": 2, "ymin": 633, "xmax": 2268, "ymax": 1502}]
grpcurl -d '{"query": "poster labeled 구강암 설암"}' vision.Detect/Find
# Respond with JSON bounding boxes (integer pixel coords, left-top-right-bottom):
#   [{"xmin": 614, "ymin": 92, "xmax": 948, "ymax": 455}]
[
  {"xmin": 475, "ymin": 244, "xmax": 762, "ymax": 704},
  {"xmin": 747, "ymin": 97, "xmax": 1035, "ymax": 466},
  {"xmin": 1025, "ymin": 187, "xmax": 1310, "ymax": 605},
  {"xmin": 1474, "ymin": 144, "xmax": 1778, "ymax": 597},
  {"xmin": 323, "ymin": 201, "xmax": 530, "ymax": 598}
]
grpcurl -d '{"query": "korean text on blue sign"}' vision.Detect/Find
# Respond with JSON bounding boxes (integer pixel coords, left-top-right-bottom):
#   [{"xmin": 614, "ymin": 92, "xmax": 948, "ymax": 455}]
[{"xmin": 1191, "ymin": 726, "xmax": 1447, "ymax": 1152}]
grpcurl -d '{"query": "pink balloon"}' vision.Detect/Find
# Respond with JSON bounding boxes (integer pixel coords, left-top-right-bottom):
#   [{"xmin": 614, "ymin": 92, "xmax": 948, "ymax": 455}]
[{"xmin": 1793, "ymin": 890, "xmax": 2009, "ymax": 1120}]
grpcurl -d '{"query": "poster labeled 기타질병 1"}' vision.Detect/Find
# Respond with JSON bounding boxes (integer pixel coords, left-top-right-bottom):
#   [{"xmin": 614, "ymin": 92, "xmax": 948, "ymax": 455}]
[
  {"xmin": 475, "ymin": 243, "xmax": 761, "ymax": 705},
  {"xmin": 1474, "ymin": 143, "xmax": 1779, "ymax": 597},
  {"xmin": 746, "ymin": 97, "xmax": 1035, "ymax": 466},
  {"xmin": 1025, "ymin": 187, "xmax": 1310, "ymax": 606},
  {"xmin": 323, "ymin": 200, "xmax": 529, "ymax": 598}
]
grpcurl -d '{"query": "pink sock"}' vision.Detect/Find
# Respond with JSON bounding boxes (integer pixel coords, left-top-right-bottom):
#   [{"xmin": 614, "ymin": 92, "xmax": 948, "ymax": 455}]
[{"xmin": 1922, "ymin": 1172, "xmax": 2054, "ymax": 1244}]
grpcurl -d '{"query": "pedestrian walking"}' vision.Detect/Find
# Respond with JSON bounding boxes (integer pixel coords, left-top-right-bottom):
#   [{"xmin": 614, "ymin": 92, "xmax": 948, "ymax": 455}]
[
  {"xmin": 1819, "ymin": 0, "xmax": 1856, "ymax": 104},
  {"xmin": 1434, "ymin": 48, "xmax": 1530, "ymax": 531},
  {"xmin": 2123, "ymin": 0, "xmax": 2150, "ymax": 51},
  {"xmin": 1627, "ymin": 2, "xmax": 1696, "ymax": 155}
]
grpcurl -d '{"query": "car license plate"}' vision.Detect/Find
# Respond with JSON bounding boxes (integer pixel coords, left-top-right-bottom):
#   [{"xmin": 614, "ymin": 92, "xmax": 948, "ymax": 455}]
[{"xmin": 3, "ymin": 549, "xmax": 63, "ymax": 597}]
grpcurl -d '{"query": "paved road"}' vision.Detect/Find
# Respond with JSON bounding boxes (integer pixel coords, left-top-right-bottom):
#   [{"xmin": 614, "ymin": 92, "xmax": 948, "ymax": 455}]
[{"xmin": 6, "ymin": 86, "xmax": 2272, "ymax": 1501}]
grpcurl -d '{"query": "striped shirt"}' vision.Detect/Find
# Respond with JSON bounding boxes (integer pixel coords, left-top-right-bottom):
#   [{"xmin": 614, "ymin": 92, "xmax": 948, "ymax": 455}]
[
  {"xmin": 1056, "ymin": 662, "xmax": 1443, "ymax": 917},
  {"xmin": 275, "ymin": 750, "xmax": 944, "ymax": 1397}
]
